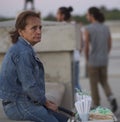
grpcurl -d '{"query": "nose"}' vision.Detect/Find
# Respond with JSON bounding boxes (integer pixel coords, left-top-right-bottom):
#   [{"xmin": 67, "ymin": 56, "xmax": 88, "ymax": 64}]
[{"xmin": 36, "ymin": 26, "xmax": 42, "ymax": 34}]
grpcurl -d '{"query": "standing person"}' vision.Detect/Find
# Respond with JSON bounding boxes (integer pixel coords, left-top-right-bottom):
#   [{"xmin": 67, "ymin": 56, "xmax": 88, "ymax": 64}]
[
  {"xmin": 84, "ymin": 7, "xmax": 118, "ymax": 112},
  {"xmin": 56, "ymin": 6, "xmax": 74, "ymax": 23},
  {"xmin": 56, "ymin": 6, "xmax": 81, "ymax": 91},
  {"xmin": 0, "ymin": 11, "xmax": 68, "ymax": 122},
  {"xmin": 24, "ymin": 0, "xmax": 35, "ymax": 10}
]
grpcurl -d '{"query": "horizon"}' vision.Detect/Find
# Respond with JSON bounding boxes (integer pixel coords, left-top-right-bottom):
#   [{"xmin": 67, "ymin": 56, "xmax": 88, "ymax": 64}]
[{"xmin": 0, "ymin": 0, "xmax": 120, "ymax": 18}]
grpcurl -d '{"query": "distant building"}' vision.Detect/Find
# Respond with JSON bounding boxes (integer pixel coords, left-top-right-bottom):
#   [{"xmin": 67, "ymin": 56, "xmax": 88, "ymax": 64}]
[{"xmin": 24, "ymin": 0, "xmax": 35, "ymax": 10}]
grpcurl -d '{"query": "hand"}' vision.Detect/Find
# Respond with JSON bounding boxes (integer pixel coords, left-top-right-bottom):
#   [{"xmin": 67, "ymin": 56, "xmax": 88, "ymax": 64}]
[{"xmin": 45, "ymin": 100, "xmax": 58, "ymax": 112}]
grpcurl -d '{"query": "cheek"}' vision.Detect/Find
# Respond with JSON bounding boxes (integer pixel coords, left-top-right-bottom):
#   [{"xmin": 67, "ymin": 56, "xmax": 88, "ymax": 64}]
[
  {"xmin": 57, "ymin": 14, "xmax": 60, "ymax": 20},
  {"xmin": 57, "ymin": 13, "xmax": 62, "ymax": 21},
  {"xmin": 86, "ymin": 15, "xmax": 90, "ymax": 20},
  {"xmin": 24, "ymin": 31, "xmax": 34, "ymax": 39}
]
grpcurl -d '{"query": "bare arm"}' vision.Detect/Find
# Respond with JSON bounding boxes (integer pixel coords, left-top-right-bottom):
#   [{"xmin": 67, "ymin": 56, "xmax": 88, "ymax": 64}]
[
  {"xmin": 80, "ymin": 30, "xmax": 84, "ymax": 53},
  {"xmin": 84, "ymin": 29, "xmax": 90, "ymax": 61},
  {"xmin": 108, "ymin": 34, "xmax": 112, "ymax": 53},
  {"xmin": 45, "ymin": 100, "xmax": 58, "ymax": 112}
]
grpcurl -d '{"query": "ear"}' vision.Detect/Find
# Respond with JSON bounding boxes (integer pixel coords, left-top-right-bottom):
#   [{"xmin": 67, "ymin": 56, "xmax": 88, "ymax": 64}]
[{"xmin": 18, "ymin": 29, "xmax": 23, "ymax": 36}]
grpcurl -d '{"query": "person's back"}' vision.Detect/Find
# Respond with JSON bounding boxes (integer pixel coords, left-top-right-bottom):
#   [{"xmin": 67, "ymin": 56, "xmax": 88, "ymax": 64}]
[
  {"xmin": 86, "ymin": 22, "xmax": 110, "ymax": 66},
  {"xmin": 84, "ymin": 7, "xmax": 118, "ymax": 112}
]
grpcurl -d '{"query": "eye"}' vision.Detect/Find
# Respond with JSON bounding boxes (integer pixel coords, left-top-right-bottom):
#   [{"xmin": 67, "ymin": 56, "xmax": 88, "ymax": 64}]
[
  {"xmin": 39, "ymin": 26, "xmax": 42, "ymax": 30},
  {"xmin": 32, "ymin": 26, "xmax": 37, "ymax": 30},
  {"xmin": 31, "ymin": 26, "xmax": 42, "ymax": 31}
]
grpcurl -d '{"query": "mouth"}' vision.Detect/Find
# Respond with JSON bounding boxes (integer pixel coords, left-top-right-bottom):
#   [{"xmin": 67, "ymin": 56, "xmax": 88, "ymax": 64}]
[{"xmin": 35, "ymin": 37, "xmax": 41, "ymax": 40}]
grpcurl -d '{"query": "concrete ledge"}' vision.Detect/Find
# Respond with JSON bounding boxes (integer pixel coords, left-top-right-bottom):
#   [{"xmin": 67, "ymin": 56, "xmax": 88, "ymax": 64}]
[{"xmin": 0, "ymin": 20, "xmax": 81, "ymax": 53}]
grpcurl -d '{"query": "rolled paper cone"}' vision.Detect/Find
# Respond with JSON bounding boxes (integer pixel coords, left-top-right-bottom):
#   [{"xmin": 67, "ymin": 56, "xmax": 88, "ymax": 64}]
[
  {"xmin": 82, "ymin": 100, "xmax": 85, "ymax": 113},
  {"xmin": 86, "ymin": 99, "xmax": 88, "ymax": 111},
  {"xmin": 75, "ymin": 101, "xmax": 82, "ymax": 115},
  {"xmin": 79, "ymin": 102, "xmax": 83, "ymax": 114},
  {"xmin": 77, "ymin": 102, "xmax": 80, "ymax": 113},
  {"xmin": 75, "ymin": 102, "xmax": 78, "ymax": 110},
  {"xmin": 77, "ymin": 93, "xmax": 80, "ymax": 101},
  {"xmin": 87, "ymin": 100, "xmax": 90, "ymax": 111},
  {"xmin": 90, "ymin": 96, "xmax": 92, "ymax": 101},
  {"xmin": 77, "ymin": 94, "xmax": 82, "ymax": 101},
  {"xmin": 79, "ymin": 113, "xmax": 89, "ymax": 122},
  {"xmin": 86, "ymin": 99, "xmax": 89, "ymax": 112},
  {"xmin": 87, "ymin": 99, "xmax": 89, "ymax": 112},
  {"xmin": 79, "ymin": 95, "xmax": 82, "ymax": 101},
  {"xmin": 88, "ymin": 100, "xmax": 92, "ymax": 112},
  {"xmin": 79, "ymin": 101, "xmax": 82, "ymax": 113},
  {"xmin": 75, "ymin": 102, "xmax": 79, "ymax": 114},
  {"xmin": 85, "ymin": 99, "xmax": 87, "ymax": 113},
  {"xmin": 83, "ymin": 99, "xmax": 86, "ymax": 113},
  {"xmin": 87, "ymin": 99, "xmax": 90, "ymax": 112},
  {"xmin": 75, "ymin": 93, "xmax": 79, "ymax": 101},
  {"xmin": 84, "ymin": 99, "xmax": 86, "ymax": 113},
  {"xmin": 83, "ymin": 95, "xmax": 86, "ymax": 99},
  {"xmin": 80, "ymin": 101, "xmax": 83, "ymax": 113},
  {"xmin": 81, "ymin": 101, "xmax": 83, "ymax": 112}
]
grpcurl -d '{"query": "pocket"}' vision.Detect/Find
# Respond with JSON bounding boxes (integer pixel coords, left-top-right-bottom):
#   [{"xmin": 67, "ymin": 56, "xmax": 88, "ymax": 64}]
[{"xmin": 3, "ymin": 103, "xmax": 24, "ymax": 120}]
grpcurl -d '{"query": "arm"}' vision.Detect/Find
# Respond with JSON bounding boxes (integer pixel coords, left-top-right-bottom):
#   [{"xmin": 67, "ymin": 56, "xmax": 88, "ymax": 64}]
[
  {"xmin": 45, "ymin": 100, "xmax": 58, "ymax": 112},
  {"xmin": 16, "ymin": 51, "xmax": 46, "ymax": 105},
  {"xmin": 80, "ymin": 30, "xmax": 84, "ymax": 53},
  {"xmin": 84, "ymin": 29, "xmax": 90, "ymax": 62},
  {"xmin": 108, "ymin": 33, "xmax": 112, "ymax": 53}
]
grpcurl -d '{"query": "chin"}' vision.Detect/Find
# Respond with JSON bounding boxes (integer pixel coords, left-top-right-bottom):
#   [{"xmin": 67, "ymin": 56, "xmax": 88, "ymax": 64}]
[
  {"xmin": 38, "ymin": 39, "xmax": 41, "ymax": 42},
  {"xmin": 36, "ymin": 38, "xmax": 41, "ymax": 42},
  {"xmin": 38, "ymin": 39, "xmax": 42, "ymax": 43}
]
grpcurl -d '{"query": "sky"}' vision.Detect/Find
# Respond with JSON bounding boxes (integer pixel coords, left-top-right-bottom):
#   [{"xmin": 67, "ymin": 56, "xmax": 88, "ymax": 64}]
[{"xmin": 0, "ymin": 0, "xmax": 120, "ymax": 18}]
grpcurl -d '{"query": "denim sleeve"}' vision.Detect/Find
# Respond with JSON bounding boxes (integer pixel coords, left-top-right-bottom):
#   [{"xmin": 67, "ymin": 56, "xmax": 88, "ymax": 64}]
[{"xmin": 16, "ymin": 52, "xmax": 46, "ymax": 105}]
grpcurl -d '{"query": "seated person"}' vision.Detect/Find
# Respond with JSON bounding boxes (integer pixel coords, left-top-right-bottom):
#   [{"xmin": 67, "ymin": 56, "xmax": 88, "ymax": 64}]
[{"xmin": 0, "ymin": 11, "xmax": 68, "ymax": 122}]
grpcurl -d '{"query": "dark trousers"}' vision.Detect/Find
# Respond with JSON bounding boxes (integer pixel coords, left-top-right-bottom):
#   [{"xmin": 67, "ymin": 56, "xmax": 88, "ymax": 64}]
[{"xmin": 88, "ymin": 66, "xmax": 112, "ymax": 106}]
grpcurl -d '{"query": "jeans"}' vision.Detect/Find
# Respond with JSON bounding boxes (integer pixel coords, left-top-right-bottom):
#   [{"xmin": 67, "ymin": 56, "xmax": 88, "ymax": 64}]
[
  {"xmin": 3, "ymin": 96, "xmax": 68, "ymax": 122},
  {"xmin": 73, "ymin": 61, "xmax": 81, "ymax": 91}
]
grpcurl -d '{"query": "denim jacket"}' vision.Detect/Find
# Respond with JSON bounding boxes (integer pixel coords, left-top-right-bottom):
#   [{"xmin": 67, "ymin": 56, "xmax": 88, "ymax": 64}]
[{"xmin": 0, "ymin": 37, "xmax": 46, "ymax": 105}]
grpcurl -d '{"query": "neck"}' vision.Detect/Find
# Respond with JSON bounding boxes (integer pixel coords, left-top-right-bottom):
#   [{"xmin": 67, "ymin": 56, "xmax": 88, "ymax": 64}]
[
  {"xmin": 91, "ymin": 19, "xmax": 97, "ymax": 23},
  {"xmin": 20, "ymin": 36, "xmax": 35, "ymax": 46}
]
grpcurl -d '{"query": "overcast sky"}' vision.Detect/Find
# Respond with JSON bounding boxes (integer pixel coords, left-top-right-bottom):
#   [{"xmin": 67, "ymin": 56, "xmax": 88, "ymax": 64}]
[{"xmin": 0, "ymin": 0, "xmax": 120, "ymax": 17}]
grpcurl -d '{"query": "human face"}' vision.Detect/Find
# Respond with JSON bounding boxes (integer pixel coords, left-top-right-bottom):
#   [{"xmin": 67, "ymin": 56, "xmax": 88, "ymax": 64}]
[
  {"xmin": 19, "ymin": 17, "xmax": 42, "ymax": 45},
  {"xmin": 86, "ymin": 11, "xmax": 93, "ymax": 22},
  {"xmin": 56, "ymin": 10, "xmax": 64, "ymax": 22}
]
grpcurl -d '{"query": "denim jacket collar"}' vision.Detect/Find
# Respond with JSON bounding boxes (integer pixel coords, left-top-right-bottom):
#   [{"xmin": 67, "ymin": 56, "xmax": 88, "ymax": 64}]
[
  {"xmin": 18, "ymin": 36, "xmax": 36, "ymax": 56},
  {"xmin": 18, "ymin": 36, "xmax": 31, "ymax": 47}
]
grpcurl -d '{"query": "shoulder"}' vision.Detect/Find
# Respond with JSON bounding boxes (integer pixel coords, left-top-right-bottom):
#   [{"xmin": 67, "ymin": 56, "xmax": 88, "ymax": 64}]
[
  {"xmin": 85, "ymin": 24, "xmax": 93, "ymax": 31},
  {"xmin": 101, "ymin": 24, "xmax": 110, "ymax": 34},
  {"xmin": 85, "ymin": 24, "xmax": 93, "ymax": 28},
  {"xmin": 103, "ymin": 24, "xmax": 110, "ymax": 30},
  {"xmin": 10, "ymin": 40, "xmax": 32, "ymax": 54},
  {"xmin": 7, "ymin": 41, "xmax": 33, "ymax": 63}
]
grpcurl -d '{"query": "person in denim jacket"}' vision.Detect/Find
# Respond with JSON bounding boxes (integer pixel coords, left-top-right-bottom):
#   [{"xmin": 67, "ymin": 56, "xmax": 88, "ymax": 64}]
[{"xmin": 0, "ymin": 11, "xmax": 68, "ymax": 122}]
